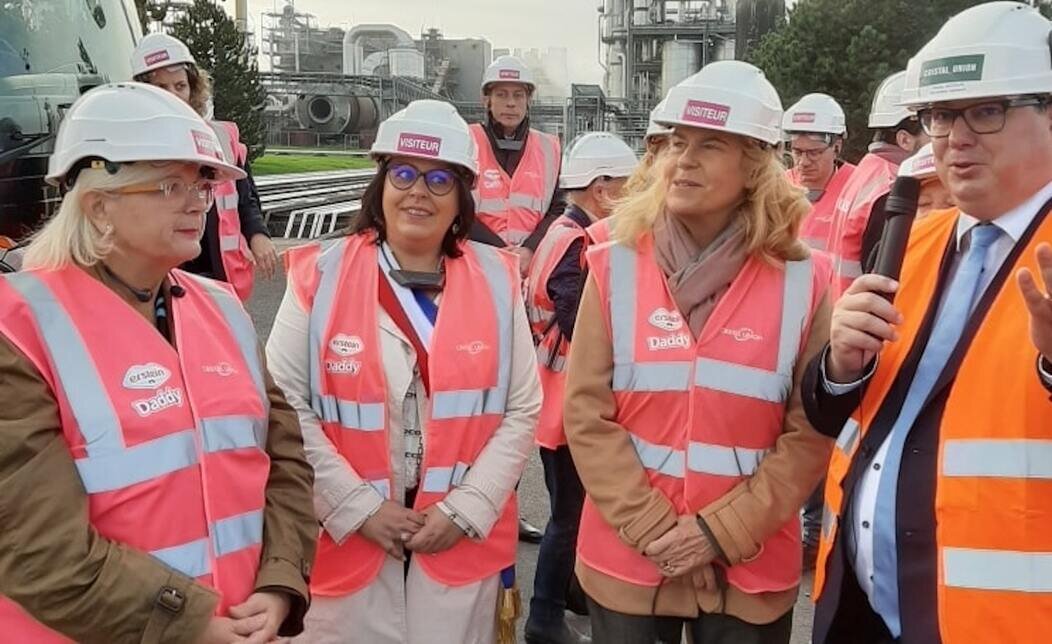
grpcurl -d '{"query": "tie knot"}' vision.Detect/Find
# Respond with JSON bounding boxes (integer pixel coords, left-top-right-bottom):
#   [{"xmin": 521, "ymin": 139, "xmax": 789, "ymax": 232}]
[{"xmin": 969, "ymin": 224, "xmax": 1001, "ymax": 251}]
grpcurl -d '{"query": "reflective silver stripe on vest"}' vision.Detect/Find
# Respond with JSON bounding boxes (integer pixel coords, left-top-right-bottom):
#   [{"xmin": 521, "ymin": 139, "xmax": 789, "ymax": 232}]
[
  {"xmin": 630, "ymin": 434, "xmax": 686, "ymax": 478},
  {"xmin": 943, "ymin": 548, "xmax": 1052, "ymax": 593},
  {"xmin": 151, "ymin": 536, "xmax": 211, "ymax": 578},
  {"xmin": 538, "ymin": 132, "xmax": 559, "ymax": 213},
  {"xmin": 6, "ymin": 273, "xmax": 124, "ymax": 454},
  {"xmin": 687, "ymin": 442, "xmax": 769, "ymax": 477},
  {"xmin": 76, "ymin": 430, "xmax": 199, "ymax": 494},
  {"xmin": 693, "ymin": 359, "xmax": 792, "ymax": 403},
  {"xmin": 313, "ymin": 395, "xmax": 386, "ymax": 431},
  {"xmin": 368, "ymin": 478, "xmax": 391, "ymax": 500},
  {"xmin": 219, "ymin": 234, "xmax": 241, "ymax": 252},
  {"xmin": 609, "ymin": 243, "xmax": 639, "ymax": 368},
  {"xmin": 201, "ymin": 416, "xmax": 267, "ymax": 452},
  {"xmin": 536, "ymin": 342, "xmax": 567, "ymax": 373},
  {"xmin": 802, "ymin": 238, "xmax": 827, "ymax": 252},
  {"xmin": 836, "ymin": 418, "xmax": 861, "ymax": 455},
  {"xmin": 216, "ymin": 193, "xmax": 239, "ymax": 212},
  {"xmin": 509, "ymin": 192, "xmax": 544, "ymax": 211},
  {"xmin": 942, "ymin": 439, "xmax": 1052, "ymax": 479},
  {"xmin": 212, "ymin": 509, "xmax": 264, "ymax": 557},
  {"xmin": 822, "ymin": 503, "xmax": 836, "ymax": 540},
  {"xmin": 613, "ymin": 362, "xmax": 692, "ymax": 392},
  {"xmin": 431, "ymin": 244, "xmax": 513, "ymax": 419},
  {"xmin": 476, "ymin": 198, "xmax": 508, "ymax": 214},
  {"xmin": 777, "ymin": 258, "xmax": 812, "ymax": 374},
  {"xmin": 837, "ymin": 259, "xmax": 863, "ymax": 279},
  {"xmin": 421, "ymin": 462, "xmax": 470, "ymax": 493}
]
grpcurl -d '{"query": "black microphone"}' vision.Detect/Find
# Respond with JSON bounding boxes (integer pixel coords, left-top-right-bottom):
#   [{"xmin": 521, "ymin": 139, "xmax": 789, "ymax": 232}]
[{"xmin": 872, "ymin": 176, "xmax": 921, "ymax": 301}]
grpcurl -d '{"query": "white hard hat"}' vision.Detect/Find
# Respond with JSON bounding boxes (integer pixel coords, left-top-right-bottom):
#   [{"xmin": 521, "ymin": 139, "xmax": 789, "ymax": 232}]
[
  {"xmin": 869, "ymin": 71, "xmax": 912, "ymax": 128},
  {"xmin": 901, "ymin": 2, "xmax": 1052, "ymax": 108},
  {"xmin": 645, "ymin": 99, "xmax": 674, "ymax": 142},
  {"xmin": 46, "ymin": 82, "xmax": 245, "ymax": 186},
  {"xmin": 371, "ymin": 99, "xmax": 478, "ymax": 177},
  {"xmin": 653, "ymin": 60, "xmax": 783, "ymax": 146},
  {"xmin": 482, "ymin": 55, "xmax": 536, "ymax": 94},
  {"xmin": 560, "ymin": 132, "xmax": 638, "ymax": 190},
  {"xmin": 898, "ymin": 142, "xmax": 937, "ymax": 180},
  {"xmin": 131, "ymin": 33, "xmax": 195, "ymax": 78},
  {"xmin": 783, "ymin": 93, "xmax": 847, "ymax": 136}
]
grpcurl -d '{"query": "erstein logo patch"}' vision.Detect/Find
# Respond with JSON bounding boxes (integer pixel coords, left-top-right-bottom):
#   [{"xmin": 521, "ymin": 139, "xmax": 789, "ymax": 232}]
[
  {"xmin": 329, "ymin": 334, "xmax": 364, "ymax": 356},
  {"xmin": 648, "ymin": 308, "xmax": 684, "ymax": 332},
  {"xmin": 123, "ymin": 363, "xmax": 171, "ymax": 390}
]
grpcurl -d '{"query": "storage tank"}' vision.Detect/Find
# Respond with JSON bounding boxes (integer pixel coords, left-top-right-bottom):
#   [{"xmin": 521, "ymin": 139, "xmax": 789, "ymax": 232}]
[
  {"xmin": 661, "ymin": 41, "xmax": 701, "ymax": 96},
  {"xmin": 633, "ymin": 0, "xmax": 650, "ymax": 25},
  {"xmin": 606, "ymin": 42, "xmax": 626, "ymax": 99},
  {"xmin": 294, "ymin": 86, "xmax": 380, "ymax": 134},
  {"xmin": 389, "ymin": 47, "xmax": 425, "ymax": 78}
]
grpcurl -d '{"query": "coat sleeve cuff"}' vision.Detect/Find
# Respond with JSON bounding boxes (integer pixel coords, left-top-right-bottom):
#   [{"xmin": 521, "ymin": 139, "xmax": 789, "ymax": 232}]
[
  {"xmin": 140, "ymin": 573, "xmax": 218, "ymax": 644},
  {"xmin": 618, "ymin": 490, "xmax": 678, "ymax": 552},
  {"xmin": 321, "ymin": 484, "xmax": 384, "ymax": 545},
  {"xmin": 442, "ymin": 487, "xmax": 500, "ymax": 538},
  {"xmin": 254, "ymin": 557, "xmax": 312, "ymax": 637},
  {"xmin": 699, "ymin": 491, "xmax": 760, "ymax": 566}
]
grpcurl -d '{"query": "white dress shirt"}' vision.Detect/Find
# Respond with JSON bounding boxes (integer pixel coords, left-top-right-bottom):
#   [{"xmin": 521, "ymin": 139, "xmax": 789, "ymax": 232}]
[{"xmin": 824, "ymin": 179, "xmax": 1052, "ymax": 605}]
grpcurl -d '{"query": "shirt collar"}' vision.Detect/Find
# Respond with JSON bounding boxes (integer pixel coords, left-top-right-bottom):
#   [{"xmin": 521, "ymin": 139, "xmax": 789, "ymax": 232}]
[{"xmin": 956, "ymin": 179, "xmax": 1052, "ymax": 250}]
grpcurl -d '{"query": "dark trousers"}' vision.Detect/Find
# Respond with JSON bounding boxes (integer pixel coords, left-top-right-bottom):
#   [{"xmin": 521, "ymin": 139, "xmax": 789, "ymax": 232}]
[
  {"xmin": 802, "ymin": 478, "xmax": 825, "ymax": 548},
  {"xmin": 587, "ymin": 596, "xmax": 793, "ymax": 644},
  {"xmin": 528, "ymin": 445, "xmax": 587, "ymax": 627}
]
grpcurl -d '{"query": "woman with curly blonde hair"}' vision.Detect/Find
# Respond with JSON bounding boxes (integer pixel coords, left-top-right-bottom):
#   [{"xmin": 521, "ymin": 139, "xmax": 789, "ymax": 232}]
[{"xmin": 563, "ymin": 61, "xmax": 836, "ymax": 644}]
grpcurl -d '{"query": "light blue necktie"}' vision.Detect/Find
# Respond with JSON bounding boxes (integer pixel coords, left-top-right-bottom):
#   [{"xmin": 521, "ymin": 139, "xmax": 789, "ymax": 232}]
[{"xmin": 870, "ymin": 223, "xmax": 1002, "ymax": 637}]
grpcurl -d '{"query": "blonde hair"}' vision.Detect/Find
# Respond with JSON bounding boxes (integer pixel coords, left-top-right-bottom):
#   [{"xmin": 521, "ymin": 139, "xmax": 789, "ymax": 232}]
[
  {"xmin": 613, "ymin": 136, "xmax": 811, "ymax": 264},
  {"xmin": 622, "ymin": 138, "xmax": 669, "ymax": 196},
  {"xmin": 23, "ymin": 164, "xmax": 178, "ymax": 270}
]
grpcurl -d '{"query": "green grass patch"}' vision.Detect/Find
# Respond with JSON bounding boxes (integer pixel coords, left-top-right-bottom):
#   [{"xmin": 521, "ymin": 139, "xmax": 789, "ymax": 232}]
[{"xmin": 252, "ymin": 154, "xmax": 375, "ymax": 176}]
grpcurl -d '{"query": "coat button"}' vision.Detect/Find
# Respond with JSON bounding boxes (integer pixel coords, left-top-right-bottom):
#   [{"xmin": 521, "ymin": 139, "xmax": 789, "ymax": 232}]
[
  {"xmin": 862, "ymin": 521, "xmax": 871, "ymax": 529},
  {"xmin": 873, "ymin": 463, "xmax": 882, "ymax": 471}
]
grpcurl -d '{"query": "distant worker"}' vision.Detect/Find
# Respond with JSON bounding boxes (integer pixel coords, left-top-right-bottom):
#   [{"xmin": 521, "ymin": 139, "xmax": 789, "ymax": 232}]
[
  {"xmin": 470, "ymin": 54, "xmax": 562, "ymax": 544},
  {"xmin": 622, "ymin": 98, "xmax": 674, "ymax": 196},
  {"xmin": 565, "ymin": 61, "xmax": 834, "ymax": 644},
  {"xmin": 131, "ymin": 32, "xmax": 278, "ymax": 301},
  {"xmin": 524, "ymin": 132, "xmax": 637, "ymax": 644},
  {"xmin": 808, "ymin": 3, "xmax": 1052, "ymax": 642},
  {"xmin": 827, "ymin": 70, "xmax": 929, "ymax": 296},
  {"xmin": 897, "ymin": 142, "xmax": 953, "ymax": 218},
  {"xmin": 0, "ymin": 82, "xmax": 316, "ymax": 643},
  {"xmin": 783, "ymin": 93, "xmax": 857, "ymax": 255},
  {"xmin": 267, "ymin": 100, "xmax": 541, "ymax": 644}
]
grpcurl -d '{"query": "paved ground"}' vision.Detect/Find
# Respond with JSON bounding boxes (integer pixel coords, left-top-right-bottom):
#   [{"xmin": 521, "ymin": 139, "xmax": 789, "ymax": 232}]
[{"xmin": 247, "ymin": 249, "xmax": 814, "ymax": 643}]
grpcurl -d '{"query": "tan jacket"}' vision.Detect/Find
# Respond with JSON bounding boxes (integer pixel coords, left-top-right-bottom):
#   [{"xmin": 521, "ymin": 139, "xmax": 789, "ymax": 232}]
[
  {"xmin": 564, "ymin": 271, "xmax": 834, "ymax": 623},
  {"xmin": 0, "ymin": 330, "xmax": 317, "ymax": 643}
]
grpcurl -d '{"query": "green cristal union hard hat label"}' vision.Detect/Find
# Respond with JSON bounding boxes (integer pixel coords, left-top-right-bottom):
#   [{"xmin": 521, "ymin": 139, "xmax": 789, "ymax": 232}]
[{"xmin": 920, "ymin": 55, "xmax": 985, "ymax": 87}]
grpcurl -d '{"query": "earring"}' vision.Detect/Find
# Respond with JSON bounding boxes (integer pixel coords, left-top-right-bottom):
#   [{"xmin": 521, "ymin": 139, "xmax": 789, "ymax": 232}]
[{"xmin": 102, "ymin": 223, "xmax": 114, "ymax": 238}]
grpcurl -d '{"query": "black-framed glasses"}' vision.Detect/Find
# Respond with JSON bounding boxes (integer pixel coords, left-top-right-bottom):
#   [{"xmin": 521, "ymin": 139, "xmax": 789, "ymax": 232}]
[
  {"xmin": 789, "ymin": 145, "xmax": 832, "ymax": 162},
  {"xmin": 387, "ymin": 163, "xmax": 458, "ymax": 196},
  {"xmin": 918, "ymin": 97, "xmax": 1048, "ymax": 137}
]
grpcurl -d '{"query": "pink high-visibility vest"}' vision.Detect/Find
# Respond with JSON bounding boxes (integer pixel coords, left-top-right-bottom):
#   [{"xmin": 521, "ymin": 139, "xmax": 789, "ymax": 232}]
[
  {"xmin": 791, "ymin": 162, "xmax": 857, "ymax": 254},
  {"xmin": 210, "ymin": 120, "xmax": 255, "ymax": 302}
]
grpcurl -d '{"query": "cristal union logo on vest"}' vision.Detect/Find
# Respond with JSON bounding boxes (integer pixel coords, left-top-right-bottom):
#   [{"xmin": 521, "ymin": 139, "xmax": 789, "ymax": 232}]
[
  {"xmin": 132, "ymin": 387, "xmax": 183, "ymax": 417},
  {"xmin": 122, "ymin": 363, "xmax": 171, "ymax": 390},
  {"xmin": 722, "ymin": 327, "xmax": 764, "ymax": 342},
  {"xmin": 457, "ymin": 341, "xmax": 490, "ymax": 355},
  {"xmin": 682, "ymin": 100, "xmax": 731, "ymax": 127},
  {"xmin": 330, "ymin": 334, "xmax": 364, "ymax": 356},
  {"xmin": 648, "ymin": 307, "xmax": 684, "ymax": 332},
  {"xmin": 397, "ymin": 133, "xmax": 442, "ymax": 157},
  {"xmin": 144, "ymin": 50, "xmax": 170, "ymax": 66}
]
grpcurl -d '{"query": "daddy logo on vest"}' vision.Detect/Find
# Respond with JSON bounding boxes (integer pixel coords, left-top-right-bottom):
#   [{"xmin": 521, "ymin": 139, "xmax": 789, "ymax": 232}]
[
  {"xmin": 647, "ymin": 333, "xmax": 691, "ymax": 351},
  {"xmin": 648, "ymin": 307, "xmax": 684, "ymax": 332},
  {"xmin": 329, "ymin": 334, "xmax": 364, "ymax": 357},
  {"xmin": 682, "ymin": 100, "xmax": 731, "ymax": 127},
  {"xmin": 122, "ymin": 363, "xmax": 172, "ymax": 390},
  {"xmin": 396, "ymin": 133, "xmax": 442, "ymax": 157},
  {"xmin": 326, "ymin": 359, "xmax": 362, "ymax": 376},
  {"xmin": 721, "ymin": 327, "xmax": 765, "ymax": 343},
  {"xmin": 131, "ymin": 386, "xmax": 183, "ymax": 417}
]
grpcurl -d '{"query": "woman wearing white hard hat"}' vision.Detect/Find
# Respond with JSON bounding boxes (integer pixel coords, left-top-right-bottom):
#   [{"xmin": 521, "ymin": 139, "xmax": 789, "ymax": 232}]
[
  {"xmin": 266, "ymin": 99, "xmax": 541, "ymax": 644},
  {"xmin": 0, "ymin": 82, "xmax": 317, "ymax": 643},
  {"xmin": 563, "ymin": 60, "xmax": 835, "ymax": 643},
  {"xmin": 131, "ymin": 32, "xmax": 278, "ymax": 301}
]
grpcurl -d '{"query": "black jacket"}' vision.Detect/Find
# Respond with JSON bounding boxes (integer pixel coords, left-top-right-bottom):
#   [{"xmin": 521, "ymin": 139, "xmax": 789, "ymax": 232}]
[{"xmin": 182, "ymin": 163, "xmax": 268, "ymax": 280}]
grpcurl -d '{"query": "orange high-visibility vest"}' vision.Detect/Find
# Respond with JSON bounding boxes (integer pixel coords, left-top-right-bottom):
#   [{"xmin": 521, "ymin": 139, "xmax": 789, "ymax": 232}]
[
  {"xmin": 469, "ymin": 124, "xmax": 560, "ymax": 246},
  {"xmin": 0, "ymin": 267, "xmax": 270, "ymax": 641},
  {"xmin": 791, "ymin": 163, "xmax": 857, "ymax": 254},
  {"xmin": 815, "ymin": 206, "xmax": 1052, "ymax": 644},
  {"xmin": 828, "ymin": 153, "xmax": 899, "ymax": 296},
  {"xmin": 526, "ymin": 214, "xmax": 589, "ymax": 448},
  {"xmin": 210, "ymin": 120, "xmax": 255, "ymax": 302},
  {"xmin": 580, "ymin": 235, "xmax": 830, "ymax": 592},
  {"xmin": 284, "ymin": 233, "xmax": 520, "ymax": 596}
]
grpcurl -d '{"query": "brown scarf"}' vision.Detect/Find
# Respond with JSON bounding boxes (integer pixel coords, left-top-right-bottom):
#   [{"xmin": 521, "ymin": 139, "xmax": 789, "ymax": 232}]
[{"xmin": 653, "ymin": 211, "xmax": 748, "ymax": 337}]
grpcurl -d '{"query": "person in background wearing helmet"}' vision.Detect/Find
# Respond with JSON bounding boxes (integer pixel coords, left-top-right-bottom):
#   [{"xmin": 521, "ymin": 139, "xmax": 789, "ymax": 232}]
[
  {"xmin": 826, "ymin": 71, "xmax": 929, "ymax": 297},
  {"xmin": 266, "ymin": 99, "xmax": 540, "ymax": 644},
  {"xmin": 805, "ymin": 4, "xmax": 1052, "ymax": 643},
  {"xmin": 131, "ymin": 32, "xmax": 278, "ymax": 302},
  {"xmin": 784, "ymin": 93, "xmax": 857, "ymax": 254},
  {"xmin": 563, "ymin": 61, "xmax": 834, "ymax": 644},
  {"xmin": 622, "ymin": 99, "xmax": 675, "ymax": 196},
  {"xmin": 523, "ymin": 132, "xmax": 637, "ymax": 644},
  {"xmin": 898, "ymin": 142, "xmax": 953, "ymax": 219},
  {"xmin": 0, "ymin": 82, "xmax": 316, "ymax": 643},
  {"xmin": 470, "ymin": 54, "xmax": 561, "ymax": 544}
]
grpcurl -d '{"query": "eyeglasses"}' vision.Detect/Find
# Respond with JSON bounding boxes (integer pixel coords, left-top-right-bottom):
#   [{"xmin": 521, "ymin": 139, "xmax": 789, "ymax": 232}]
[
  {"xmin": 112, "ymin": 179, "xmax": 216, "ymax": 205},
  {"xmin": 789, "ymin": 145, "xmax": 832, "ymax": 162},
  {"xmin": 918, "ymin": 97, "xmax": 1048, "ymax": 137},
  {"xmin": 386, "ymin": 163, "xmax": 458, "ymax": 197}
]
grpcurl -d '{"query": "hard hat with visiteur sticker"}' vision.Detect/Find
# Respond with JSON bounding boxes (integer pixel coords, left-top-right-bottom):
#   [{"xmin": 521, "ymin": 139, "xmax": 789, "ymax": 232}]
[
  {"xmin": 370, "ymin": 99, "xmax": 479, "ymax": 177},
  {"xmin": 130, "ymin": 33, "xmax": 196, "ymax": 77}
]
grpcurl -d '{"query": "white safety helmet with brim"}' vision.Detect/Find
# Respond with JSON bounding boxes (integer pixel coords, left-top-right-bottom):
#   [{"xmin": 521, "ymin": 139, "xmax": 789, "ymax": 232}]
[
  {"xmin": 370, "ymin": 99, "xmax": 479, "ymax": 179},
  {"xmin": 900, "ymin": 2, "xmax": 1052, "ymax": 109},
  {"xmin": 653, "ymin": 60, "xmax": 784, "ymax": 146},
  {"xmin": 130, "ymin": 33, "xmax": 196, "ymax": 78},
  {"xmin": 46, "ymin": 82, "xmax": 245, "ymax": 188},
  {"xmin": 481, "ymin": 55, "xmax": 536, "ymax": 94},
  {"xmin": 560, "ymin": 132, "xmax": 638, "ymax": 190},
  {"xmin": 869, "ymin": 71, "xmax": 912, "ymax": 128},
  {"xmin": 898, "ymin": 142, "xmax": 937, "ymax": 180},
  {"xmin": 645, "ymin": 99, "xmax": 674, "ymax": 142},
  {"xmin": 783, "ymin": 93, "xmax": 847, "ymax": 137}
]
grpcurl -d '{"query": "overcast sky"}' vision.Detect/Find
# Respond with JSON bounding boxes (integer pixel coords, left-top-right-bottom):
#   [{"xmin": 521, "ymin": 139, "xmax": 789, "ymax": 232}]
[{"xmin": 246, "ymin": 0, "xmax": 605, "ymax": 85}]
